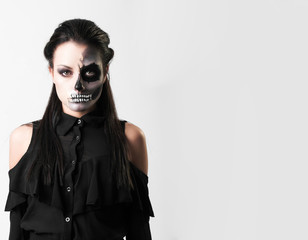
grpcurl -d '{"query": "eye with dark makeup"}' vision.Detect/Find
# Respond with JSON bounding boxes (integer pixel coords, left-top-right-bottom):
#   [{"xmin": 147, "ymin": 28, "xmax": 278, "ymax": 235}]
[
  {"xmin": 80, "ymin": 63, "xmax": 101, "ymax": 82},
  {"xmin": 85, "ymin": 71, "xmax": 95, "ymax": 77},
  {"xmin": 58, "ymin": 69, "xmax": 72, "ymax": 77}
]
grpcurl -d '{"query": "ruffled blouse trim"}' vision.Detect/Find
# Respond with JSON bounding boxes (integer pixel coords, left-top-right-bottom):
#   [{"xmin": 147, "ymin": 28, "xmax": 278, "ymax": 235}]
[
  {"xmin": 5, "ymin": 154, "xmax": 154, "ymax": 218},
  {"xmin": 5, "ymin": 191, "xmax": 27, "ymax": 211}
]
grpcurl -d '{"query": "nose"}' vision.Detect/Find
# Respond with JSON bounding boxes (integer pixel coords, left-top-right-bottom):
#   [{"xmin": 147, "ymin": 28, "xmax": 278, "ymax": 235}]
[{"xmin": 75, "ymin": 74, "xmax": 85, "ymax": 91}]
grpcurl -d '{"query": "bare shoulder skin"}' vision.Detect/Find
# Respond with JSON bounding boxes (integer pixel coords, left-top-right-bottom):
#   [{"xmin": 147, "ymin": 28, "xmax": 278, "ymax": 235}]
[
  {"xmin": 9, "ymin": 123, "xmax": 33, "ymax": 170},
  {"xmin": 124, "ymin": 122, "xmax": 149, "ymax": 175}
]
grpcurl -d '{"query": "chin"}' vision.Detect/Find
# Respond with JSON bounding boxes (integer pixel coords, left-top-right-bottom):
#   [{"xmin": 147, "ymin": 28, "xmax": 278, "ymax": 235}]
[{"xmin": 67, "ymin": 102, "xmax": 94, "ymax": 112}]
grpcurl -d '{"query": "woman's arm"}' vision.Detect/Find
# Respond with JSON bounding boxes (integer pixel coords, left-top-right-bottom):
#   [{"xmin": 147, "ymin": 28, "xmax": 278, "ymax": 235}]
[
  {"xmin": 124, "ymin": 122, "xmax": 148, "ymax": 175},
  {"xmin": 9, "ymin": 124, "xmax": 32, "ymax": 170},
  {"xmin": 124, "ymin": 122, "xmax": 152, "ymax": 240},
  {"xmin": 7, "ymin": 124, "xmax": 32, "ymax": 240}
]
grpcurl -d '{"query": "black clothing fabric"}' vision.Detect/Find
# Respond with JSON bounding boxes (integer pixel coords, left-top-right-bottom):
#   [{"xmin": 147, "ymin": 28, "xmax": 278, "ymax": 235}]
[{"xmin": 4, "ymin": 109, "xmax": 154, "ymax": 240}]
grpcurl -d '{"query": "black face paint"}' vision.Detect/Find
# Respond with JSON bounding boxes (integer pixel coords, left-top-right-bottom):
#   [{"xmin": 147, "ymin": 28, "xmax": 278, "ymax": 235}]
[
  {"xmin": 80, "ymin": 63, "xmax": 101, "ymax": 83},
  {"xmin": 91, "ymin": 85, "xmax": 103, "ymax": 100},
  {"xmin": 75, "ymin": 74, "xmax": 84, "ymax": 91}
]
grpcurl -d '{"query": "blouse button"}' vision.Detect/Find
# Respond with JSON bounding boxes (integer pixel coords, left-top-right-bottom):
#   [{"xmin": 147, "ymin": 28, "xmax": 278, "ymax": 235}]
[
  {"xmin": 65, "ymin": 217, "xmax": 70, "ymax": 222},
  {"xmin": 77, "ymin": 119, "xmax": 82, "ymax": 125},
  {"xmin": 76, "ymin": 135, "xmax": 80, "ymax": 141},
  {"xmin": 66, "ymin": 186, "xmax": 71, "ymax": 192},
  {"xmin": 72, "ymin": 160, "xmax": 76, "ymax": 165}
]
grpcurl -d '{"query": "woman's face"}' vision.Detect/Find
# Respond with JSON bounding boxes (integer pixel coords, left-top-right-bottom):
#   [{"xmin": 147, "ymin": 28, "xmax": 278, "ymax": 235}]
[{"xmin": 49, "ymin": 41, "xmax": 106, "ymax": 115}]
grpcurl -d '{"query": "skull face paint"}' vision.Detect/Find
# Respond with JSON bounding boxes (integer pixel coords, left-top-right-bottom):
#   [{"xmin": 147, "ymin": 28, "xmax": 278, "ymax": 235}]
[
  {"xmin": 51, "ymin": 41, "xmax": 106, "ymax": 115},
  {"xmin": 70, "ymin": 63, "xmax": 102, "ymax": 102}
]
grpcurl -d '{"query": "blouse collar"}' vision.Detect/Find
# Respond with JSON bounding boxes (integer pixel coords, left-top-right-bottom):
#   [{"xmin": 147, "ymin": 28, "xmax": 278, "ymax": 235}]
[{"xmin": 56, "ymin": 108, "xmax": 106, "ymax": 136}]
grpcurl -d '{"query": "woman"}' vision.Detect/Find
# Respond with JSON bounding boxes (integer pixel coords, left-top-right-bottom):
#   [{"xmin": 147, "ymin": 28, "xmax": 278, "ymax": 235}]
[{"xmin": 5, "ymin": 18, "xmax": 154, "ymax": 240}]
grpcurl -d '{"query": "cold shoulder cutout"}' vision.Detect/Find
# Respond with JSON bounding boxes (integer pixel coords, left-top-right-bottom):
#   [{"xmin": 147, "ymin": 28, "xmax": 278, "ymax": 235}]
[
  {"xmin": 9, "ymin": 122, "xmax": 35, "ymax": 171},
  {"xmin": 123, "ymin": 121, "xmax": 149, "ymax": 176}
]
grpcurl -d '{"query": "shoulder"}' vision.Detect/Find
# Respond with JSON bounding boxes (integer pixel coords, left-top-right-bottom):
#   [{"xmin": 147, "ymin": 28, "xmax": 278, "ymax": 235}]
[
  {"xmin": 124, "ymin": 121, "xmax": 146, "ymax": 142},
  {"xmin": 123, "ymin": 121, "xmax": 148, "ymax": 175},
  {"xmin": 9, "ymin": 123, "xmax": 33, "ymax": 170}
]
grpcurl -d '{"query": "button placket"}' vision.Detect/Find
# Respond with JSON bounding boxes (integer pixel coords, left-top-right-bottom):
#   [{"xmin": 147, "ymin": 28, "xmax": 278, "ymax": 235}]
[{"xmin": 63, "ymin": 124, "xmax": 82, "ymax": 239}]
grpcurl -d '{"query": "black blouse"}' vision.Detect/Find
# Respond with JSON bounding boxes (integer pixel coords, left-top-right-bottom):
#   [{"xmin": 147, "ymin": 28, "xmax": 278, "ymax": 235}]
[{"xmin": 4, "ymin": 109, "xmax": 154, "ymax": 240}]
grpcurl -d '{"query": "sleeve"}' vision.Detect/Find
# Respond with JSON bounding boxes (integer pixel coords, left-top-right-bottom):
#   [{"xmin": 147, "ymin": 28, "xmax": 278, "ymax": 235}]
[
  {"xmin": 126, "ymin": 207, "xmax": 152, "ymax": 240},
  {"xmin": 126, "ymin": 162, "xmax": 155, "ymax": 240},
  {"xmin": 5, "ymin": 191, "xmax": 29, "ymax": 240}
]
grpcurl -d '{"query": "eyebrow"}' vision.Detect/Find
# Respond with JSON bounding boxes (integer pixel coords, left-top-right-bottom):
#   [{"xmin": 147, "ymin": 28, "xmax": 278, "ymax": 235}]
[
  {"xmin": 57, "ymin": 64, "xmax": 73, "ymax": 69},
  {"xmin": 81, "ymin": 63, "xmax": 100, "ymax": 69},
  {"xmin": 57, "ymin": 63, "xmax": 100, "ymax": 69}
]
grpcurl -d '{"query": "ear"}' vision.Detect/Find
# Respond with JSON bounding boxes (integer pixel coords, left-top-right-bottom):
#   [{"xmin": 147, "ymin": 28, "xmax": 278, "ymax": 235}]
[
  {"xmin": 48, "ymin": 66, "xmax": 55, "ymax": 83},
  {"xmin": 103, "ymin": 65, "xmax": 109, "ymax": 82}
]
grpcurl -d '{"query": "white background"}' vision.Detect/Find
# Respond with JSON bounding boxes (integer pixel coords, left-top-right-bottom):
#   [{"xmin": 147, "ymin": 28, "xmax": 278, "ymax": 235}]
[{"xmin": 0, "ymin": 0, "xmax": 308, "ymax": 239}]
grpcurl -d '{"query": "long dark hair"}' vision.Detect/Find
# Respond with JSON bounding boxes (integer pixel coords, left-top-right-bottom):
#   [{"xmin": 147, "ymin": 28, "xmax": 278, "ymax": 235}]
[{"xmin": 27, "ymin": 18, "xmax": 133, "ymax": 190}]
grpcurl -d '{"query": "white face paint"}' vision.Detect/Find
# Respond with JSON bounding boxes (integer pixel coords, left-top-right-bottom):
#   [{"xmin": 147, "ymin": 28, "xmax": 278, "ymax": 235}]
[{"xmin": 50, "ymin": 41, "xmax": 106, "ymax": 116}]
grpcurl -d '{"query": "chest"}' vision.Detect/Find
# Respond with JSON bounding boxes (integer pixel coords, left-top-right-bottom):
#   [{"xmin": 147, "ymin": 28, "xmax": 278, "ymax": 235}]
[{"xmin": 58, "ymin": 125, "xmax": 111, "ymax": 163}]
